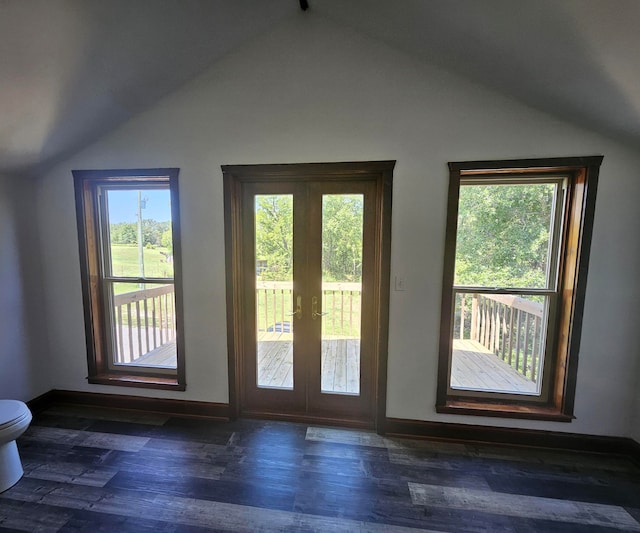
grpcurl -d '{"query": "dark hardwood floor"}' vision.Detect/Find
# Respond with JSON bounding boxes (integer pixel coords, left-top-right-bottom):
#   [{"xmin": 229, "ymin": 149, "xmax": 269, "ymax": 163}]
[{"xmin": 1, "ymin": 404, "xmax": 639, "ymax": 532}]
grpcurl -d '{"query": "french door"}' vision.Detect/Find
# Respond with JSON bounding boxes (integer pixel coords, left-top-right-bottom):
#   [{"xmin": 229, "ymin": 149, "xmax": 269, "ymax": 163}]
[{"xmin": 224, "ymin": 162, "xmax": 394, "ymax": 426}]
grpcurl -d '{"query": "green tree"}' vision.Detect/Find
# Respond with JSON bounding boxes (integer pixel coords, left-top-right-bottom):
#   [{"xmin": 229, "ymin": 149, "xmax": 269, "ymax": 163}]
[
  {"xmin": 142, "ymin": 219, "xmax": 170, "ymax": 247},
  {"xmin": 161, "ymin": 229, "xmax": 173, "ymax": 253},
  {"xmin": 455, "ymin": 183, "xmax": 555, "ymax": 288},
  {"xmin": 255, "ymin": 196, "xmax": 294, "ymax": 280},
  {"xmin": 254, "ymin": 195, "xmax": 364, "ymax": 282},
  {"xmin": 109, "ymin": 220, "xmax": 171, "ymax": 247},
  {"xmin": 322, "ymin": 195, "xmax": 363, "ymax": 282},
  {"xmin": 109, "ymin": 222, "xmax": 137, "ymax": 244}
]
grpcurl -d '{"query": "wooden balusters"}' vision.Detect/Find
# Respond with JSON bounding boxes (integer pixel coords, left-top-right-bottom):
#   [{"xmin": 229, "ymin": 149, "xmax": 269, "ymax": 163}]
[
  {"xmin": 255, "ymin": 282, "xmax": 361, "ymax": 337},
  {"xmin": 112, "ymin": 284, "xmax": 176, "ymax": 363},
  {"xmin": 456, "ymin": 292, "xmax": 544, "ymax": 383}
]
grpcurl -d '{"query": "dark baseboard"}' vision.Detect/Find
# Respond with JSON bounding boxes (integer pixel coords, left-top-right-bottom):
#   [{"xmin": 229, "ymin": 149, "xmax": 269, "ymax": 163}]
[
  {"xmin": 27, "ymin": 390, "xmax": 57, "ymax": 414},
  {"xmin": 33, "ymin": 389, "xmax": 229, "ymax": 420},
  {"xmin": 630, "ymin": 439, "xmax": 640, "ymax": 465},
  {"xmin": 240, "ymin": 408, "xmax": 374, "ymax": 430},
  {"xmin": 384, "ymin": 417, "xmax": 640, "ymax": 465},
  {"xmin": 26, "ymin": 390, "xmax": 639, "ymax": 465}
]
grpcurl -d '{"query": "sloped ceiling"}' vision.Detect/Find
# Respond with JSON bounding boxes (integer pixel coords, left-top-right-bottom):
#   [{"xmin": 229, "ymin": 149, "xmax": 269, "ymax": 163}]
[
  {"xmin": 2, "ymin": 0, "xmax": 640, "ymax": 176},
  {"xmin": 0, "ymin": 0, "xmax": 297, "ymax": 176},
  {"xmin": 314, "ymin": 0, "xmax": 640, "ymax": 149}
]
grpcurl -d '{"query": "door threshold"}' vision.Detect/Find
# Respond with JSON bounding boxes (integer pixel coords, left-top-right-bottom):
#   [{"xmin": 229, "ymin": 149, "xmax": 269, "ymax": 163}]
[{"xmin": 240, "ymin": 409, "xmax": 375, "ymax": 430}]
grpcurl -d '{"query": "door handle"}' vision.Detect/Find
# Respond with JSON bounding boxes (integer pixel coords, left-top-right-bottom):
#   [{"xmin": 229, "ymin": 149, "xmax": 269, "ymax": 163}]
[
  {"xmin": 288, "ymin": 295, "xmax": 303, "ymax": 320},
  {"xmin": 312, "ymin": 296, "xmax": 328, "ymax": 320}
]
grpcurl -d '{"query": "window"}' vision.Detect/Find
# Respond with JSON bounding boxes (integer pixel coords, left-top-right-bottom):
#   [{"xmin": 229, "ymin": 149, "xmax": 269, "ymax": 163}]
[
  {"xmin": 437, "ymin": 156, "xmax": 602, "ymax": 420},
  {"xmin": 73, "ymin": 168, "xmax": 185, "ymax": 389}
]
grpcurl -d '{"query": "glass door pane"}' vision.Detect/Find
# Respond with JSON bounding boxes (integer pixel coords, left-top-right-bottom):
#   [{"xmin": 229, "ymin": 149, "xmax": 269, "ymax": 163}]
[
  {"xmin": 255, "ymin": 195, "xmax": 294, "ymax": 389},
  {"xmin": 320, "ymin": 194, "xmax": 363, "ymax": 395}
]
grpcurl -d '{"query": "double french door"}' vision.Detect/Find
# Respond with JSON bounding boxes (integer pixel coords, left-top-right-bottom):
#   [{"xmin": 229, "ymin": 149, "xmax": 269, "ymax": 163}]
[{"xmin": 224, "ymin": 162, "xmax": 393, "ymax": 425}]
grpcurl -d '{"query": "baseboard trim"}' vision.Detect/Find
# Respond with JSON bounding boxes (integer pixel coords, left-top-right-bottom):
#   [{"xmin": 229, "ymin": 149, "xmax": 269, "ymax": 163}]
[
  {"xmin": 240, "ymin": 408, "xmax": 374, "ymax": 430},
  {"xmin": 27, "ymin": 390, "xmax": 639, "ymax": 464},
  {"xmin": 35, "ymin": 389, "xmax": 230, "ymax": 420},
  {"xmin": 27, "ymin": 390, "xmax": 57, "ymax": 414},
  {"xmin": 384, "ymin": 417, "xmax": 640, "ymax": 464}
]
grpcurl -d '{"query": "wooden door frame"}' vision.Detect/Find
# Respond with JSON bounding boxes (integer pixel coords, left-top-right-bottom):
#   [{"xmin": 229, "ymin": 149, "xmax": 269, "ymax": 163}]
[{"xmin": 222, "ymin": 161, "xmax": 394, "ymax": 431}]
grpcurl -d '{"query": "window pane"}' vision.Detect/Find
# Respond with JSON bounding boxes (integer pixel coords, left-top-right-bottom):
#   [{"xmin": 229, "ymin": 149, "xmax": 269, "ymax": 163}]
[
  {"xmin": 109, "ymin": 282, "xmax": 177, "ymax": 368},
  {"xmin": 321, "ymin": 194, "xmax": 363, "ymax": 395},
  {"xmin": 450, "ymin": 291, "xmax": 547, "ymax": 395},
  {"xmin": 255, "ymin": 195, "xmax": 294, "ymax": 390},
  {"xmin": 106, "ymin": 189, "xmax": 174, "ymax": 278},
  {"xmin": 455, "ymin": 183, "xmax": 556, "ymax": 289}
]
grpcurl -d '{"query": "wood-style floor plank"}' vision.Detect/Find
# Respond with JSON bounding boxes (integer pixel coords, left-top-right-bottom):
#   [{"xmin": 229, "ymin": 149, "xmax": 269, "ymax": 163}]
[
  {"xmin": 1, "ymin": 406, "xmax": 638, "ymax": 532},
  {"xmin": 409, "ymin": 483, "xmax": 640, "ymax": 531}
]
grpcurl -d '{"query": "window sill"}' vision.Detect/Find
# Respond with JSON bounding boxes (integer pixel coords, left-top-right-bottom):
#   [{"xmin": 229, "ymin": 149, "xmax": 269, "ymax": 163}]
[
  {"xmin": 437, "ymin": 400, "xmax": 574, "ymax": 422},
  {"xmin": 88, "ymin": 374, "xmax": 185, "ymax": 391}
]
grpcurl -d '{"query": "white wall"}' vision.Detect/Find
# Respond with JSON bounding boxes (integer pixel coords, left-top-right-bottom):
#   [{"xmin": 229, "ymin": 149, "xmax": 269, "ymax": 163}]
[
  {"xmin": 0, "ymin": 175, "xmax": 50, "ymax": 401},
  {"xmin": 35, "ymin": 13, "xmax": 640, "ymax": 437}
]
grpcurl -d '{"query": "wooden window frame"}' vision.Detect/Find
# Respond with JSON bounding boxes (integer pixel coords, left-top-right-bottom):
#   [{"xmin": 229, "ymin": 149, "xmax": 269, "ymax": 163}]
[
  {"xmin": 73, "ymin": 168, "xmax": 186, "ymax": 390},
  {"xmin": 436, "ymin": 156, "xmax": 603, "ymax": 421}
]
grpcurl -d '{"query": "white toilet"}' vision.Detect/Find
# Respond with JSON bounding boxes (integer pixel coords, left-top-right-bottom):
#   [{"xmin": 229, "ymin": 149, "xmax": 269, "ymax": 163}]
[{"xmin": 0, "ymin": 400, "xmax": 32, "ymax": 493}]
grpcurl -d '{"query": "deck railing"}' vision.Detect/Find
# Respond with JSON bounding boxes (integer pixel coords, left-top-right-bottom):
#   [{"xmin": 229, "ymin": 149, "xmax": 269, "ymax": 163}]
[
  {"xmin": 112, "ymin": 284, "xmax": 176, "ymax": 363},
  {"xmin": 455, "ymin": 292, "xmax": 545, "ymax": 383},
  {"xmin": 256, "ymin": 281, "xmax": 361, "ymax": 337}
]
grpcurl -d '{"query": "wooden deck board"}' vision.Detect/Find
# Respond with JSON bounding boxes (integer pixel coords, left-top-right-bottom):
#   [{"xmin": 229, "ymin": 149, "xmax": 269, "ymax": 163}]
[
  {"xmin": 257, "ymin": 336, "xmax": 361, "ymax": 394},
  {"xmin": 345, "ymin": 339, "xmax": 360, "ymax": 395},
  {"xmin": 329, "ymin": 339, "xmax": 346, "ymax": 393},
  {"xmin": 119, "ymin": 337, "xmax": 534, "ymax": 397},
  {"xmin": 257, "ymin": 331, "xmax": 294, "ymax": 389},
  {"xmin": 320, "ymin": 340, "xmax": 336, "ymax": 392},
  {"xmin": 451, "ymin": 339, "xmax": 537, "ymax": 394},
  {"xmin": 130, "ymin": 341, "xmax": 176, "ymax": 367}
]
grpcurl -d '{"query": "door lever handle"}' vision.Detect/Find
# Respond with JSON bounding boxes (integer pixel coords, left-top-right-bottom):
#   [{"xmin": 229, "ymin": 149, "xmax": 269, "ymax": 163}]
[
  {"xmin": 288, "ymin": 295, "xmax": 302, "ymax": 319},
  {"xmin": 312, "ymin": 296, "xmax": 328, "ymax": 320}
]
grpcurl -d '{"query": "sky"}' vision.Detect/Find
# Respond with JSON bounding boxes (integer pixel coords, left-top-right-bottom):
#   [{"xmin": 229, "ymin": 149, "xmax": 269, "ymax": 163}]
[{"xmin": 107, "ymin": 189, "xmax": 172, "ymax": 223}]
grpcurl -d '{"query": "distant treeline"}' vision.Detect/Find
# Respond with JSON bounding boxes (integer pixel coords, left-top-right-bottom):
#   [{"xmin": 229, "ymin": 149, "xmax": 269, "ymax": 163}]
[{"xmin": 110, "ymin": 220, "xmax": 172, "ymax": 250}]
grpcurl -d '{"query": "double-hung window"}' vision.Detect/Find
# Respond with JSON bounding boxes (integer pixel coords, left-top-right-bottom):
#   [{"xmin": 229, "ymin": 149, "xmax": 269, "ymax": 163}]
[
  {"xmin": 74, "ymin": 168, "xmax": 185, "ymax": 389},
  {"xmin": 437, "ymin": 157, "xmax": 602, "ymax": 420}
]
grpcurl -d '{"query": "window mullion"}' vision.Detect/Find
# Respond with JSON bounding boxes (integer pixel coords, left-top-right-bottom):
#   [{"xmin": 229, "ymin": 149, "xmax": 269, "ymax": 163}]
[
  {"xmin": 97, "ymin": 186, "xmax": 113, "ymax": 279},
  {"xmin": 454, "ymin": 287, "xmax": 556, "ymax": 296},
  {"xmin": 104, "ymin": 276, "xmax": 174, "ymax": 284},
  {"xmin": 545, "ymin": 180, "xmax": 568, "ymax": 291}
]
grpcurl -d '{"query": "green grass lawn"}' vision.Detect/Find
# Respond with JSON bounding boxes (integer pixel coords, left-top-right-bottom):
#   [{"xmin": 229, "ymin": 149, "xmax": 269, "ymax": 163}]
[{"xmin": 110, "ymin": 245, "xmax": 173, "ymax": 279}]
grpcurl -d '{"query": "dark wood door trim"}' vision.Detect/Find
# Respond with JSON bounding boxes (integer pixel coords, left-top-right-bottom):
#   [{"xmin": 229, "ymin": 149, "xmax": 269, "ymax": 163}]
[{"xmin": 223, "ymin": 161, "xmax": 394, "ymax": 430}]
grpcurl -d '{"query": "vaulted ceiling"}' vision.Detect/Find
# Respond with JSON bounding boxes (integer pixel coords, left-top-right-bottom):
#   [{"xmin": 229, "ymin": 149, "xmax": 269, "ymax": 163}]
[{"xmin": 2, "ymin": 0, "xmax": 640, "ymax": 176}]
